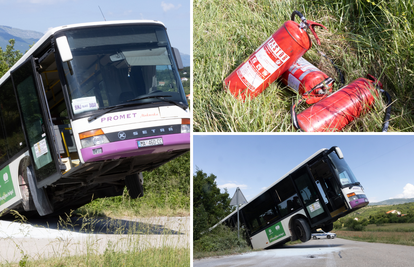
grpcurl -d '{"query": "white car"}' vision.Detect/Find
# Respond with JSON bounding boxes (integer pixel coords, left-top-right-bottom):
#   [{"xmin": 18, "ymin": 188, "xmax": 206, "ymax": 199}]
[{"xmin": 311, "ymin": 230, "xmax": 336, "ymax": 239}]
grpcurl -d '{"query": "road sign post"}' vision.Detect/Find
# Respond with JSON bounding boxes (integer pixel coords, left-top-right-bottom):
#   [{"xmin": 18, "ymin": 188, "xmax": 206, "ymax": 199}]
[{"xmin": 230, "ymin": 187, "xmax": 248, "ymax": 239}]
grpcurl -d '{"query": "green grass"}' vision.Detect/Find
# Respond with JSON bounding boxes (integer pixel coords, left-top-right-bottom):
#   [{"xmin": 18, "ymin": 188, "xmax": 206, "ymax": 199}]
[
  {"xmin": 193, "ymin": 0, "xmax": 414, "ymax": 132},
  {"xmin": 75, "ymin": 152, "xmax": 190, "ymax": 218},
  {"xmin": 2, "ymin": 242, "xmax": 189, "ymax": 267},
  {"xmin": 193, "ymin": 225, "xmax": 252, "ymax": 259},
  {"xmin": 336, "ymin": 224, "xmax": 414, "ymax": 246},
  {"xmin": 364, "ymin": 223, "xmax": 414, "ymax": 232},
  {"xmin": 1, "ymin": 211, "xmax": 189, "ymax": 266}
]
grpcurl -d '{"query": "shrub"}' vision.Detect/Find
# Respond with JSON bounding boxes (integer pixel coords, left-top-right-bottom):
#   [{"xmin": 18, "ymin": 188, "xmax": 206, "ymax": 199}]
[
  {"xmin": 344, "ymin": 218, "xmax": 365, "ymax": 231},
  {"xmin": 333, "ymin": 221, "xmax": 342, "ymax": 230},
  {"xmin": 194, "ymin": 225, "xmax": 250, "ymax": 253}
]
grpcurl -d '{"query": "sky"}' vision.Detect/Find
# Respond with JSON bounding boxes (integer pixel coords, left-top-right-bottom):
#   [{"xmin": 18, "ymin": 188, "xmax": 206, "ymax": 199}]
[
  {"xmin": 0, "ymin": 0, "xmax": 190, "ymax": 54},
  {"xmin": 193, "ymin": 134, "xmax": 414, "ymax": 203}
]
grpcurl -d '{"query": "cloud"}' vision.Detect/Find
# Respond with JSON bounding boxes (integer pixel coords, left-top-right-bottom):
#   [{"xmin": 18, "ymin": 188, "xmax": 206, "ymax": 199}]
[
  {"xmin": 392, "ymin": 183, "xmax": 414, "ymax": 198},
  {"xmin": 218, "ymin": 183, "xmax": 247, "ymax": 190},
  {"xmin": 161, "ymin": 1, "xmax": 181, "ymax": 12}
]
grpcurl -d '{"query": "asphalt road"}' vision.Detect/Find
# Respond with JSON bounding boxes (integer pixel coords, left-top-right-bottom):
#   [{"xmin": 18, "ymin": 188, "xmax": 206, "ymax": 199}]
[
  {"xmin": 0, "ymin": 215, "xmax": 189, "ymax": 263},
  {"xmin": 194, "ymin": 237, "xmax": 414, "ymax": 267}
]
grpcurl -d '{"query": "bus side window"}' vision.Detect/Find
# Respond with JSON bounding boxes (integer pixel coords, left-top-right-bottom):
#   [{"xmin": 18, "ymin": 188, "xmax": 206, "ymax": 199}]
[
  {"xmin": 0, "ymin": 115, "xmax": 8, "ymax": 166},
  {"xmin": 0, "ymin": 78, "xmax": 27, "ymax": 160},
  {"xmin": 273, "ymin": 178, "xmax": 300, "ymax": 217}
]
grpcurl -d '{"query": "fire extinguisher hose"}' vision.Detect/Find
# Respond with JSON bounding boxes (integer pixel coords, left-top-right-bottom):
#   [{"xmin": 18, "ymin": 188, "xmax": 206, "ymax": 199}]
[
  {"xmin": 380, "ymin": 89, "xmax": 392, "ymax": 132},
  {"xmin": 318, "ymin": 51, "xmax": 345, "ymax": 87},
  {"xmin": 291, "ymin": 98, "xmax": 304, "ymax": 132}
]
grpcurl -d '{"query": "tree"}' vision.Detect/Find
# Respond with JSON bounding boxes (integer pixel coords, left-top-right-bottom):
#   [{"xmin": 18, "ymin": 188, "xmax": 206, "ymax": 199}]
[
  {"xmin": 193, "ymin": 168, "xmax": 232, "ymax": 240},
  {"xmin": 0, "ymin": 39, "xmax": 23, "ymax": 77}
]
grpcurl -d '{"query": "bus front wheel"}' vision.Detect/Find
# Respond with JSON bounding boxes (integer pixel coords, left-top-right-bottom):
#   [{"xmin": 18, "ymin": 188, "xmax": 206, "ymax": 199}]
[
  {"xmin": 125, "ymin": 172, "xmax": 144, "ymax": 199},
  {"xmin": 294, "ymin": 218, "xmax": 311, "ymax": 242}
]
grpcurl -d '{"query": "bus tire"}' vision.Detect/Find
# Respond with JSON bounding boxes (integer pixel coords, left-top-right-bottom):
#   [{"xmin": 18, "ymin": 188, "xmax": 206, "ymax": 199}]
[
  {"xmin": 18, "ymin": 157, "xmax": 36, "ymax": 211},
  {"xmin": 125, "ymin": 172, "xmax": 144, "ymax": 199},
  {"xmin": 294, "ymin": 218, "xmax": 311, "ymax": 242},
  {"xmin": 322, "ymin": 223, "xmax": 333, "ymax": 232}
]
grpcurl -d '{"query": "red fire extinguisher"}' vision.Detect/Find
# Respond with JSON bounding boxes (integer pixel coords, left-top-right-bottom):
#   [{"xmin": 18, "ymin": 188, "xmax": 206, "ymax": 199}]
[
  {"xmin": 281, "ymin": 57, "xmax": 334, "ymax": 104},
  {"xmin": 291, "ymin": 75, "xmax": 392, "ymax": 132},
  {"xmin": 224, "ymin": 11, "xmax": 327, "ymax": 101}
]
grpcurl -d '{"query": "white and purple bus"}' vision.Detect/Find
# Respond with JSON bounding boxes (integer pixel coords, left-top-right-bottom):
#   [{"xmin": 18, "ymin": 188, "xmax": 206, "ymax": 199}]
[
  {"xmin": 213, "ymin": 146, "xmax": 368, "ymax": 249},
  {"xmin": 0, "ymin": 20, "xmax": 190, "ymax": 216}
]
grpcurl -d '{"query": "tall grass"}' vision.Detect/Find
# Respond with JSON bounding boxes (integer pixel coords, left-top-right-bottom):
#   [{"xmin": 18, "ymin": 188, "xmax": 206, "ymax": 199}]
[
  {"xmin": 193, "ymin": 0, "xmax": 414, "ymax": 132},
  {"xmin": 76, "ymin": 152, "xmax": 190, "ymax": 218},
  {"xmin": 0, "ymin": 213, "xmax": 190, "ymax": 266}
]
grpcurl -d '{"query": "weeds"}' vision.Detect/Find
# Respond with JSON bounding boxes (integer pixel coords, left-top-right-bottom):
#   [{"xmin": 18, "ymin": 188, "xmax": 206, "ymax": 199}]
[
  {"xmin": 0, "ymin": 211, "xmax": 189, "ymax": 266},
  {"xmin": 194, "ymin": 224, "xmax": 252, "ymax": 259}
]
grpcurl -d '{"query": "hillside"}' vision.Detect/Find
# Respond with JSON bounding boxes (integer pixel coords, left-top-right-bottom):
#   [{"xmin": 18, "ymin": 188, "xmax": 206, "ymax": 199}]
[
  {"xmin": 0, "ymin": 25, "xmax": 43, "ymax": 52},
  {"xmin": 342, "ymin": 202, "xmax": 414, "ymax": 222},
  {"xmin": 0, "ymin": 25, "xmax": 190, "ymax": 67},
  {"xmin": 370, "ymin": 198, "xmax": 414, "ymax": 206}
]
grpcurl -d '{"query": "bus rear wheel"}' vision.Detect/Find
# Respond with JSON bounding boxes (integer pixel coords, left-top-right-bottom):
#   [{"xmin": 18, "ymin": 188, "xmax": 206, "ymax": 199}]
[
  {"xmin": 322, "ymin": 223, "xmax": 333, "ymax": 232},
  {"xmin": 125, "ymin": 172, "xmax": 144, "ymax": 199},
  {"xmin": 294, "ymin": 218, "xmax": 311, "ymax": 242}
]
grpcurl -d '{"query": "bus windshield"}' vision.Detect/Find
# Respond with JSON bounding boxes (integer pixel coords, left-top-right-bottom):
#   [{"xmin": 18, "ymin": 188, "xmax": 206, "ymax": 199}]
[
  {"xmin": 59, "ymin": 24, "xmax": 187, "ymax": 117},
  {"xmin": 328, "ymin": 151, "xmax": 359, "ymax": 187}
]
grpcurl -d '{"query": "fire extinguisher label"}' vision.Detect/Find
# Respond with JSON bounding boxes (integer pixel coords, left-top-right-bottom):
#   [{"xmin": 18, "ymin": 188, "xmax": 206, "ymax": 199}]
[
  {"xmin": 288, "ymin": 73, "xmax": 300, "ymax": 92},
  {"xmin": 237, "ymin": 37, "xmax": 289, "ymax": 92}
]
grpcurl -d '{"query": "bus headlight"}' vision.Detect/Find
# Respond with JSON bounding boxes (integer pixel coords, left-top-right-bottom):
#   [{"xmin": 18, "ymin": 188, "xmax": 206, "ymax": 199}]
[
  {"xmin": 181, "ymin": 124, "xmax": 190, "ymax": 133},
  {"xmin": 181, "ymin": 118, "xmax": 190, "ymax": 133},
  {"xmin": 79, "ymin": 129, "xmax": 110, "ymax": 148}
]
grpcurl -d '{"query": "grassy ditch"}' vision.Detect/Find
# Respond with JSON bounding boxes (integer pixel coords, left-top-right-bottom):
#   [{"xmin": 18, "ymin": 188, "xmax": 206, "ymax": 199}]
[
  {"xmin": 336, "ymin": 223, "xmax": 414, "ymax": 246},
  {"xmin": 193, "ymin": 0, "xmax": 414, "ymax": 132},
  {"xmin": 0, "ymin": 211, "xmax": 190, "ymax": 266},
  {"xmin": 76, "ymin": 152, "xmax": 190, "ymax": 218}
]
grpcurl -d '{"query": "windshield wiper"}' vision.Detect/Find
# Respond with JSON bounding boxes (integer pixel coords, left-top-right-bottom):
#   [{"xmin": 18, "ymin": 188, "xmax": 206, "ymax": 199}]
[
  {"xmin": 348, "ymin": 182, "xmax": 361, "ymax": 189},
  {"xmin": 127, "ymin": 95, "xmax": 188, "ymax": 110},
  {"xmin": 127, "ymin": 94, "xmax": 172, "ymax": 102}
]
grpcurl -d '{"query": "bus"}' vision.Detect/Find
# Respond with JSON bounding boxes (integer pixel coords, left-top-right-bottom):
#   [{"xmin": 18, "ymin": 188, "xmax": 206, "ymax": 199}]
[
  {"xmin": 0, "ymin": 20, "xmax": 190, "ymax": 217},
  {"xmin": 214, "ymin": 146, "xmax": 368, "ymax": 249}
]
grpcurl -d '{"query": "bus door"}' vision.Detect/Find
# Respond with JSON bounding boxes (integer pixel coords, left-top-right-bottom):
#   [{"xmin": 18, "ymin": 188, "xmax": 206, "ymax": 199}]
[
  {"xmin": 309, "ymin": 158, "xmax": 348, "ymax": 218},
  {"xmin": 291, "ymin": 165, "xmax": 331, "ymax": 226},
  {"xmin": 11, "ymin": 57, "xmax": 62, "ymax": 188}
]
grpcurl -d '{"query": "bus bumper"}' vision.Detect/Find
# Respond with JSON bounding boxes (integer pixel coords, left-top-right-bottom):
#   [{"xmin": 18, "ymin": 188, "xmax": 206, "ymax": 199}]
[{"xmin": 80, "ymin": 133, "xmax": 190, "ymax": 163}]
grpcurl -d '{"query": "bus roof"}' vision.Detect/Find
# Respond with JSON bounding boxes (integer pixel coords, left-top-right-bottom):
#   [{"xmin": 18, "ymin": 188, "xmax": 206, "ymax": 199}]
[
  {"xmin": 210, "ymin": 147, "xmax": 329, "ymax": 229},
  {"xmin": 0, "ymin": 20, "xmax": 166, "ymax": 85}
]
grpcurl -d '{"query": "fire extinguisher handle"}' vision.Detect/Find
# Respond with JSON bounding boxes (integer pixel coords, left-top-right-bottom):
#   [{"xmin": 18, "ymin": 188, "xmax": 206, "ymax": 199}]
[{"xmin": 307, "ymin": 21, "xmax": 328, "ymax": 46}]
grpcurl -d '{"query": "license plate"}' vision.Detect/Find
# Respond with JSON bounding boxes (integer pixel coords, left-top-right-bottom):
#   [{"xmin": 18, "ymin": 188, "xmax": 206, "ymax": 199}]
[{"xmin": 138, "ymin": 138, "xmax": 163, "ymax": 148}]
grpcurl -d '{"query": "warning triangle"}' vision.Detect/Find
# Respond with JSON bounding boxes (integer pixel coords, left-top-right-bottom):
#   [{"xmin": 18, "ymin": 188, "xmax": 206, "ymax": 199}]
[{"xmin": 230, "ymin": 187, "xmax": 248, "ymax": 206}]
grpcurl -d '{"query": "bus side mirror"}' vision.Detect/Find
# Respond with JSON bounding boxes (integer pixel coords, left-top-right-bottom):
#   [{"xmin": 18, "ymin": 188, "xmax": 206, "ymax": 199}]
[
  {"xmin": 56, "ymin": 36, "xmax": 73, "ymax": 62},
  {"xmin": 172, "ymin": 47, "xmax": 184, "ymax": 71},
  {"xmin": 335, "ymin": 147, "xmax": 344, "ymax": 159}
]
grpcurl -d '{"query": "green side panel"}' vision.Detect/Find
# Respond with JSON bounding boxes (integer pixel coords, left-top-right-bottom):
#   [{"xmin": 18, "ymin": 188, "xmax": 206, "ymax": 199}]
[
  {"xmin": 0, "ymin": 165, "xmax": 16, "ymax": 205},
  {"xmin": 266, "ymin": 221, "xmax": 286, "ymax": 243}
]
